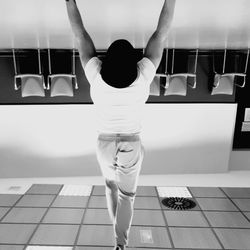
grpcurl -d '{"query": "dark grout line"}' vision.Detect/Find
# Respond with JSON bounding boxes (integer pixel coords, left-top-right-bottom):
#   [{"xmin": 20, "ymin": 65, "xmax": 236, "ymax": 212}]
[
  {"xmin": 4, "ymin": 193, "xmax": 250, "ymax": 199},
  {"xmin": 20, "ymin": 243, "xmax": 75, "ymax": 248},
  {"xmin": 0, "ymin": 194, "xmax": 26, "ymax": 223},
  {"xmin": 1, "ymin": 205, "xmax": 250, "ymax": 212},
  {"xmin": 0, "ymin": 244, "xmax": 224, "ymax": 250},
  {"xmin": 126, "ymin": 248, "xmax": 223, "ymax": 250},
  {"xmin": 191, "ymin": 195, "xmax": 225, "ymax": 250},
  {"xmin": 155, "ymin": 186, "xmax": 175, "ymax": 249},
  {"xmin": 0, "ymin": 244, "xmax": 26, "ymax": 246},
  {"xmin": 219, "ymin": 187, "xmax": 250, "ymax": 226},
  {"xmin": 1, "ymin": 186, "xmax": 250, "ymax": 249},
  {"xmin": 72, "ymin": 186, "xmax": 94, "ymax": 250},
  {"xmin": 14, "ymin": 206, "xmax": 87, "ymax": 209},
  {"xmin": 18, "ymin": 193, "xmax": 62, "ymax": 196},
  {"xmin": 195, "ymin": 196, "xmax": 250, "ymax": 199},
  {"xmin": 1, "ymin": 220, "xmax": 250, "ymax": 230},
  {"xmin": 91, "ymin": 194, "xmax": 159, "ymax": 197},
  {"xmin": 23, "ymin": 185, "xmax": 65, "ymax": 249}
]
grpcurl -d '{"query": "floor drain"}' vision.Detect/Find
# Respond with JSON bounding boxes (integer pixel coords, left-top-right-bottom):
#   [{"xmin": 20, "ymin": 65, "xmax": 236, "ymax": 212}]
[{"xmin": 162, "ymin": 197, "xmax": 196, "ymax": 210}]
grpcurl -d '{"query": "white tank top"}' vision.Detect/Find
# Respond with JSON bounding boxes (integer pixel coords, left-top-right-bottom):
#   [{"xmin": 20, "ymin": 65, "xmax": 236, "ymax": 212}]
[{"xmin": 84, "ymin": 57, "xmax": 156, "ymax": 134}]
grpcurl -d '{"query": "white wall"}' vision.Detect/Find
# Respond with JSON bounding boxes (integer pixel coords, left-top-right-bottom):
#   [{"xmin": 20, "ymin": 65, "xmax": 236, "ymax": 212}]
[{"xmin": 0, "ymin": 104, "xmax": 237, "ymax": 178}]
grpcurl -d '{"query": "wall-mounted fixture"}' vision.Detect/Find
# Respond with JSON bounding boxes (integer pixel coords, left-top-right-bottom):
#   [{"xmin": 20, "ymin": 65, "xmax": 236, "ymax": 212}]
[
  {"xmin": 149, "ymin": 49, "xmax": 198, "ymax": 97},
  {"xmin": 47, "ymin": 49, "xmax": 78, "ymax": 97},
  {"xmin": 241, "ymin": 108, "xmax": 250, "ymax": 132},
  {"xmin": 13, "ymin": 49, "xmax": 46, "ymax": 97},
  {"xmin": 211, "ymin": 49, "xmax": 249, "ymax": 95},
  {"xmin": 163, "ymin": 48, "xmax": 198, "ymax": 96}
]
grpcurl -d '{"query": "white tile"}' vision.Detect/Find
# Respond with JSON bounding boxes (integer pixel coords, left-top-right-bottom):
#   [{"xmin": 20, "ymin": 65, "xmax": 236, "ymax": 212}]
[
  {"xmin": 0, "ymin": 184, "xmax": 32, "ymax": 194},
  {"xmin": 59, "ymin": 185, "xmax": 92, "ymax": 196},
  {"xmin": 242, "ymin": 122, "xmax": 250, "ymax": 132},
  {"xmin": 26, "ymin": 247, "xmax": 72, "ymax": 250},
  {"xmin": 244, "ymin": 108, "xmax": 250, "ymax": 121},
  {"xmin": 157, "ymin": 186, "xmax": 192, "ymax": 198}
]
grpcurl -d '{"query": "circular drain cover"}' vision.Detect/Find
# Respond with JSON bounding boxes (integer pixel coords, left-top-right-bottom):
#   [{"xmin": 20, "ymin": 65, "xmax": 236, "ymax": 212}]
[{"xmin": 162, "ymin": 197, "xmax": 196, "ymax": 210}]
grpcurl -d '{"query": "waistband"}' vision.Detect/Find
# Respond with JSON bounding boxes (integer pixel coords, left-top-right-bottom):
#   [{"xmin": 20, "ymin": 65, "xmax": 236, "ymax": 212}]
[{"xmin": 98, "ymin": 132, "xmax": 140, "ymax": 141}]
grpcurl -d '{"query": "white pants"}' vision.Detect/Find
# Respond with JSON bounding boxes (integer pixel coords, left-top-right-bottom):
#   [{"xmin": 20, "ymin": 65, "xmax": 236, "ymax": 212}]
[{"xmin": 96, "ymin": 133, "xmax": 144, "ymax": 246}]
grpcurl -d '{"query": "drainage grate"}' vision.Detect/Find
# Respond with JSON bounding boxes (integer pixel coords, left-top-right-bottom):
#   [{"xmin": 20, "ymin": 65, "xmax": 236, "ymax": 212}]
[{"xmin": 162, "ymin": 197, "xmax": 196, "ymax": 210}]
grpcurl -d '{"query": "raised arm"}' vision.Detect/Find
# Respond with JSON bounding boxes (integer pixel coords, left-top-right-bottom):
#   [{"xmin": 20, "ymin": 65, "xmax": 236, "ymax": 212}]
[
  {"xmin": 144, "ymin": 0, "xmax": 176, "ymax": 69},
  {"xmin": 66, "ymin": 0, "xmax": 96, "ymax": 68}
]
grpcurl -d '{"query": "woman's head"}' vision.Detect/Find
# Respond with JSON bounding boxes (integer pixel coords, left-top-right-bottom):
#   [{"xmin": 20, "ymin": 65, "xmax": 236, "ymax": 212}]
[{"xmin": 100, "ymin": 39, "xmax": 138, "ymax": 88}]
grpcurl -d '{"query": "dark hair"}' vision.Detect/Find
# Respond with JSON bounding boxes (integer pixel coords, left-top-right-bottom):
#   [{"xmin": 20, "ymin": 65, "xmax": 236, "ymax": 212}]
[{"xmin": 100, "ymin": 39, "xmax": 138, "ymax": 88}]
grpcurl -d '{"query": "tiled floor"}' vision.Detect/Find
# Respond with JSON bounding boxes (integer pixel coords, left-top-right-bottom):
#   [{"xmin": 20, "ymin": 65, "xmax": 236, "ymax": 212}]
[{"xmin": 0, "ymin": 184, "xmax": 250, "ymax": 249}]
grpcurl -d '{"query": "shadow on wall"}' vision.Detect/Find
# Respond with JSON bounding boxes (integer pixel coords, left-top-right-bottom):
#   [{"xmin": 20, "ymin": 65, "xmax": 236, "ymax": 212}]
[
  {"xmin": 143, "ymin": 141, "xmax": 230, "ymax": 175},
  {"xmin": 0, "ymin": 146, "xmax": 100, "ymax": 178},
  {"xmin": 0, "ymin": 140, "xmax": 230, "ymax": 178}
]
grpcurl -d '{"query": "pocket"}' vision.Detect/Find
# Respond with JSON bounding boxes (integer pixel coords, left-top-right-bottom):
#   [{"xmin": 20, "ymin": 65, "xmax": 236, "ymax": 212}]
[{"xmin": 116, "ymin": 141, "xmax": 141, "ymax": 168}]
